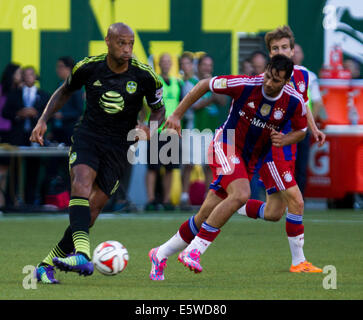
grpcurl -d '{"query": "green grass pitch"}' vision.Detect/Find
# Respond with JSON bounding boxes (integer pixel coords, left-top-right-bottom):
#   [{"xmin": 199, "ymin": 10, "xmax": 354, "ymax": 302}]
[{"xmin": 0, "ymin": 209, "xmax": 362, "ymax": 300}]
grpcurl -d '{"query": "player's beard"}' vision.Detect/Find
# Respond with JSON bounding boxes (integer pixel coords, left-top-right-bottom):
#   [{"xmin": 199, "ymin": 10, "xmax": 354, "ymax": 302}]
[
  {"xmin": 264, "ymin": 85, "xmax": 282, "ymax": 97},
  {"xmin": 110, "ymin": 52, "xmax": 130, "ymax": 66}
]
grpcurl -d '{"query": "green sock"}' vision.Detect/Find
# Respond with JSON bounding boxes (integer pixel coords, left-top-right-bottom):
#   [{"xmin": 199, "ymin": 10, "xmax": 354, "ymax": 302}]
[
  {"xmin": 72, "ymin": 231, "xmax": 91, "ymax": 259},
  {"xmin": 69, "ymin": 197, "xmax": 91, "ymax": 259},
  {"xmin": 41, "ymin": 245, "xmax": 67, "ymax": 266}
]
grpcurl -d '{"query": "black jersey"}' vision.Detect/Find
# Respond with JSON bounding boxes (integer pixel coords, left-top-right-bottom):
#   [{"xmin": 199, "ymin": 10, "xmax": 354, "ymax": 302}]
[{"xmin": 65, "ymin": 53, "xmax": 164, "ymax": 141}]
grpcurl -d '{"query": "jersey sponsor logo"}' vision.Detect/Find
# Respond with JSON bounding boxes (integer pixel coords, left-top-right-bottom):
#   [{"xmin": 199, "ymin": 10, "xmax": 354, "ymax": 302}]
[
  {"xmin": 251, "ymin": 118, "xmax": 267, "ymax": 128},
  {"xmin": 213, "ymin": 78, "xmax": 227, "ymax": 89},
  {"xmin": 69, "ymin": 152, "xmax": 77, "ymax": 164},
  {"xmin": 260, "ymin": 103, "xmax": 271, "ymax": 116},
  {"xmin": 273, "ymin": 108, "xmax": 284, "ymax": 120},
  {"xmin": 99, "ymin": 91, "xmax": 124, "ymax": 114},
  {"xmin": 126, "ymin": 81, "xmax": 137, "ymax": 94},
  {"xmin": 251, "ymin": 117, "xmax": 279, "ymax": 131},
  {"xmin": 297, "ymin": 81, "xmax": 306, "ymax": 93},
  {"xmin": 93, "ymin": 79, "xmax": 102, "ymax": 86}
]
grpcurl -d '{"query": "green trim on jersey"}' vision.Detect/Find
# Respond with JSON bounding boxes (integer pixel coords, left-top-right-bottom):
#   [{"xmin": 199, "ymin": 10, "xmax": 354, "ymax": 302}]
[
  {"xmin": 72, "ymin": 53, "xmax": 107, "ymax": 75},
  {"xmin": 131, "ymin": 58, "xmax": 162, "ymax": 88}
]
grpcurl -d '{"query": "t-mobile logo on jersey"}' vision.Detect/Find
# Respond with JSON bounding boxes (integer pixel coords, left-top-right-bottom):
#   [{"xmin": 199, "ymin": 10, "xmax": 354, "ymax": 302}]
[{"xmin": 251, "ymin": 118, "xmax": 279, "ymax": 131}]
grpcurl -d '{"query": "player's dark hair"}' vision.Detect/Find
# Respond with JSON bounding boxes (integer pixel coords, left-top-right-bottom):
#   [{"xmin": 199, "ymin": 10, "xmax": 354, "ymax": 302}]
[
  {"xmin": 266, "ymin": 54, "xmax": 294, "ymax": 80},
  {"xmin": 58, "ymin": 56, "xmax": 75, "ymax": 69},
  {"xmin": 265, "ymin": 25, "xmax": 295, "ymax": 52},
  {"xmin": 1, "ymin": 63, "xmax": 21, "ymax": 95},
  {"xmin": 180, "ymin": 51, "xmax": 194, "ymax": 63},
  {"xmin": 198, "ymin": 54, "xmax": 213, "ymax": 66},
  {"xmin": 250, "ymin": 50, "xmax": 268, "ymax": 62}
]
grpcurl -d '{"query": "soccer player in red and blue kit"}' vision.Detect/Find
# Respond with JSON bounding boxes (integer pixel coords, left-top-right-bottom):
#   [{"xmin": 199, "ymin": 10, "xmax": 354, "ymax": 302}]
[
  {"xmin": 148, "ymin": 54, "xmax": 308, "ymax": 279},
  {"xmin": 238, "ymin": 26, "xmax": 325, "ymax": 272}
]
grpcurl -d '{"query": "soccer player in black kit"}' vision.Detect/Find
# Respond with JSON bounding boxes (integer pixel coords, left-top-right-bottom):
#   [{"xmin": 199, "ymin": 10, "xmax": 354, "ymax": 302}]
[{"xmin": 31, "ymin": 23, "xmax": 165, "ymax": 284}]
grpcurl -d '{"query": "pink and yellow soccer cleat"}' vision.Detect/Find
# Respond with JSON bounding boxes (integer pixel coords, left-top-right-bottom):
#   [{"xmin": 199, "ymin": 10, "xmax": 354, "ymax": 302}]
[
  {"xmin": 178, "ymin": 249, "xmax": 203, "ymax": 273},
  {"xmin": 290, "ymin": 261, "xmax": 323, "ymax": 273},
  {"xmin": 149, "ymin": 247, "xmax": 167, "ymax": 281}
]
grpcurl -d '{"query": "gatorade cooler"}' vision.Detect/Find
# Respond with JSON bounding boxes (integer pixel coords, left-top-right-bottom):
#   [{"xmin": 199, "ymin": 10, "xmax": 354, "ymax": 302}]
[
  {"xmin": 349, "ymin": 79, "xmax": 363, "ymax": 125},
  {"xmin": 319, "ymin": 79, "xmax": 351, "ymax": 125},
  {"xmin": 319, "ymin": 45, "xmax": 352, "ymax": 126},
  {"xmin": 305, "ymin": 125, "xmax": 363, "ymax": 199}
]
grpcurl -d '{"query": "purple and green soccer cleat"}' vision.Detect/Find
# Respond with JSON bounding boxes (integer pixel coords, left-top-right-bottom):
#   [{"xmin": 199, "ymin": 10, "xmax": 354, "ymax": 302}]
[
  {"xmin": 35, "ymin": 264, "xmax": 59, "ymax": 284},
  {"xmin": 53, "ymin": 253, "xmax": 93, "ymax": 276}
]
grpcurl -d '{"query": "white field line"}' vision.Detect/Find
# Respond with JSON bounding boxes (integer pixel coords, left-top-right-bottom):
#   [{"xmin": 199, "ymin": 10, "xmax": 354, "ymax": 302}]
[{"xmin": 1, "ymin": 213, "xmax": 362, "ymax": 224}]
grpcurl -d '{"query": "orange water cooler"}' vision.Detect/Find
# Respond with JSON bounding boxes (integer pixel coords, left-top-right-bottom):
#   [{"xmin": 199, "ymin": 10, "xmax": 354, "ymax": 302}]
[{"xmin": 305, "ymin": 46, "xmax": 363, "ymax": 200}]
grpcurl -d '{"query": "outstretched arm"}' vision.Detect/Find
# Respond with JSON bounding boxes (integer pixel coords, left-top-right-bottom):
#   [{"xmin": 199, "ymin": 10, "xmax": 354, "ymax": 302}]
[
  {"xmin": 30, "ymin": 82, "xmax": 73, "ymax": 145},
  {"xmin": 164, "ymin": 78, "xmax": 211, "ymax": 135}
]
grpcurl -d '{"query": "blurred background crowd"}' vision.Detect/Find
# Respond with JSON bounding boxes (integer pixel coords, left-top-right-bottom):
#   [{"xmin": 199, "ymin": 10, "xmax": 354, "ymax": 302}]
[
  {"xmin": 0, "ymin": 0, "xmax": 362, "ymax": 213},
  {"xmin": 0, "ymin": 45, "xmax": 361, "ymax": 213}
]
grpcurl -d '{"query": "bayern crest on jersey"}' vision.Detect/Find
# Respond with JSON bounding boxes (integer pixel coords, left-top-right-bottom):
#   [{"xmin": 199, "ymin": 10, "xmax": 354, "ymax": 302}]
[
  {"xmin": 273, "ymin": 108, "xmax": 284, "ymax": 120},
  {"xmin": 297, "ymin": 81, "xmax": 306, "ymax": 93},
  {"xmin": 283, "ymin": 171, "xmax": 293, "ymax": 183},
  {"xmin": 229, "ymin": 155, "xmax": 240, "ymax": 164}
]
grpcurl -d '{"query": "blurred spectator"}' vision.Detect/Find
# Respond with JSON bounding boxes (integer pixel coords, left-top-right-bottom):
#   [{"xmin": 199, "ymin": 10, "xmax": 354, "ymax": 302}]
[
  {"xmin": 145, "ymin": 53, "xmax": 182, "ymax": 211},
  {"xmin": 50, "ymin": 56, "xmax": 84, "ymax": 145},
  {"xmin": 241, "ymin": 58, "xmax": 254, "ymax": 76},
  {"xmin": 179, "ymin": 52, "xmax": 199, "ymax": 208},
  {"xmin": 343, "ymin": 58, "xmax": 361, "ymax": 79},
  {"xmin": 3, "ymin": 66, "xmax": 49, "ymax": 146},
  {"xmin": 293, "ymin": 43, "xmax": 325, "ymax": 196},
  {"xmin": 250, "ymin": 50, "xmax": 269, "ymax": 75},
  {"xmin": 192, "ymin": 54, "xmax": 227, "ymax": 194},
  {"xmin": 180, "ymin": 52, "xmax": 199, "ymax": 130},
  {"xmin": 0, "ymin": 63, "xmax": 22, "ymax": 208},
  {"xmin": 3, "ymin": 66, "xmax": 50, "ymax": 205},
  {"xmin": 43, "ymin": 57, "xmax": 85, "ymax": 204}
]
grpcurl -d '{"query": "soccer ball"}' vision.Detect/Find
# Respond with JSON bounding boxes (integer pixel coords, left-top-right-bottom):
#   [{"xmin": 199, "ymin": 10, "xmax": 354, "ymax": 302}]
[{"xmin": 92, "ymin": 240, "xmax": 129, "ymax": 276}]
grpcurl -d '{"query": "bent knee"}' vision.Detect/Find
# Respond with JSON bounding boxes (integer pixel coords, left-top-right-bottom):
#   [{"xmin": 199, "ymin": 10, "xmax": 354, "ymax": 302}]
[
  {"xmin": 263, "ymin": 202, "xmax": 286, "ymax": 222},
  {"xmin": 269, "ymin": 214, "xmax": 283, "ymax": 222},
  {"xmin": 71, "ymin": 179, "xmax": 93, "ymax": 196},
  {"xmin": 229, "ymin": 190, "xmax": 250, "ymax": 209},
  {"xmin": 289, "ymin": 197, "xmax": 304, "ymax": 214}
]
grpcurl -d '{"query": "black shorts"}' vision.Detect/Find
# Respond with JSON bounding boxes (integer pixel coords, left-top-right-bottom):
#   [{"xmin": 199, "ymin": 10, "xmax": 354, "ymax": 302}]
[
  {"xmin": 69, "ymin": 128, "xmax": 130, "ymax": 197},
  {"xmin": 147, "ymin": 134, "xmax": 180, "ymax": 171}
]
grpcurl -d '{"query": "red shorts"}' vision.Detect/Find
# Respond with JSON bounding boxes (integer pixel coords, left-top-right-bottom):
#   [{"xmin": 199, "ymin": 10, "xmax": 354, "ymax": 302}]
[
  {"xmin": 208, "ymin": 140, "xmax": 253, "ymax": 199},
  {"xmin": 259, "ymin": 160, "xmax": 296, "ymax": 194}
]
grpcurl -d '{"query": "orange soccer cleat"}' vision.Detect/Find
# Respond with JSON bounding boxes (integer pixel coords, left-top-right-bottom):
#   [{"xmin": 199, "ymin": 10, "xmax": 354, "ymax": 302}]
[{"xmin": 289, "ymin": 261, "xmax": 323, "ymax": 273}]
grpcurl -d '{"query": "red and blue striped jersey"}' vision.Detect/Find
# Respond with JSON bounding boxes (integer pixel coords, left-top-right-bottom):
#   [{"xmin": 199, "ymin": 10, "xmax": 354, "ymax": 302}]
[
  {"xmin": 210, "ymin": 74, "xmax": 307, "ymax": 173},
  {"xmin": 269, "ymin": 64, "xmax": 310, "ymax": 162}
]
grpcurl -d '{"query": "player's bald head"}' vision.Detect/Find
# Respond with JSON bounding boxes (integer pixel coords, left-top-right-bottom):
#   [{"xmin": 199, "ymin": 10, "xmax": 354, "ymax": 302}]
[
  {"xmin": 106, "ymin": 23, "xmax": 134, "ymax": 38},
  {"xmin": 105, "ymin": 23, "xmax": 134, "ymax": 67}
]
